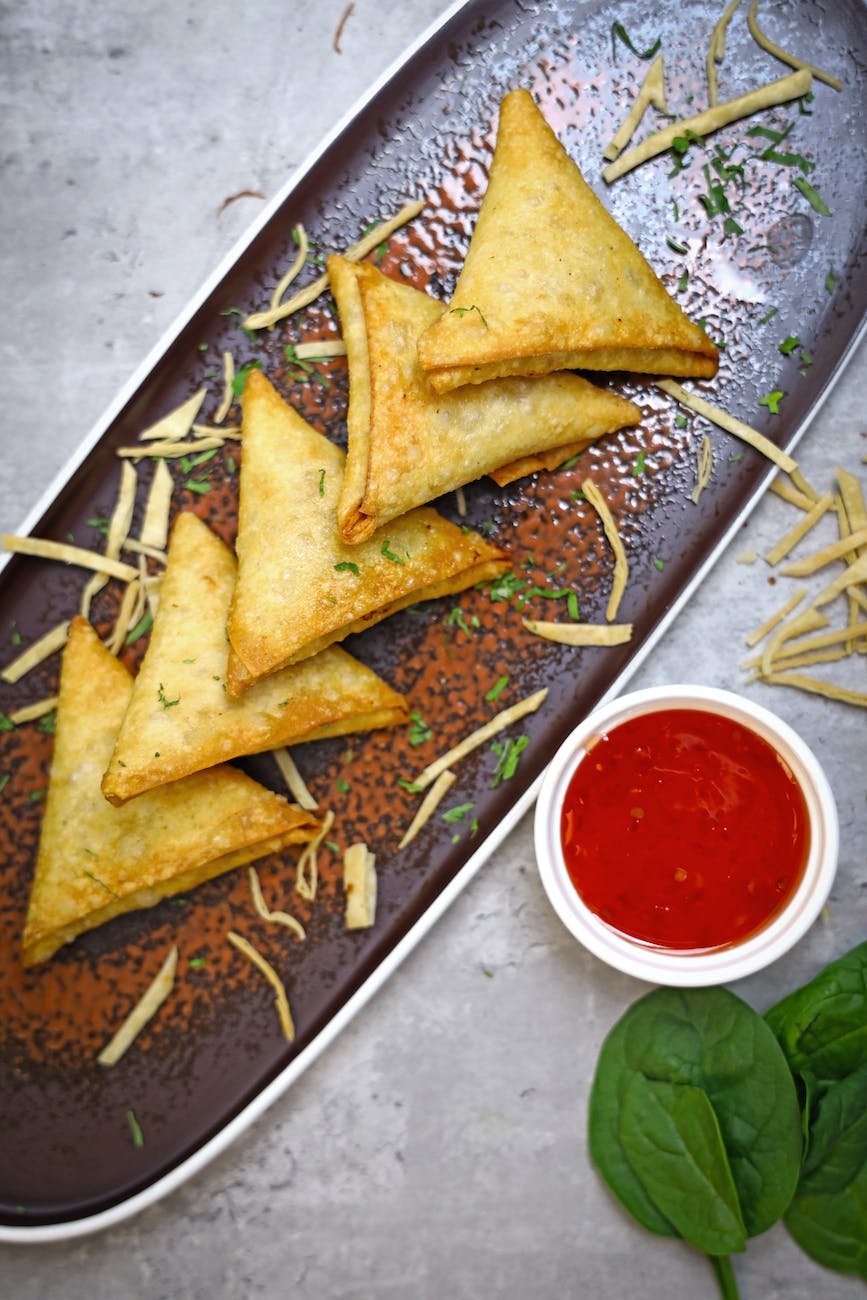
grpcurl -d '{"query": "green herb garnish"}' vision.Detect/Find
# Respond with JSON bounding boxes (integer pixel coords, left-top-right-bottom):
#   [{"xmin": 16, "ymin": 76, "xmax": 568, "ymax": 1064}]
[
  {"xmin": 449, "ymin": 304, "xmax": 489, "ymax": 328},
  {"xmin": 610, "ymin": 21, "xmax": 660, "ymax": 61},
  {"xmin": 333, "ymin": 561, "xmax": 360, "ymax": 576},
  {"xmin": 490, "ymin": 735, "xmax": 529, "ymax": 787},
  {"xmin": 380, "ymin": 540, "xmax": 405, "ymax": 564},
  {"xmin": 318, "ymin": 469, "xmax": 326, "ymax": 496},
  {"xmin": 126, "ymin": 1109, "xmax": 145, "ymax": 1148},
  {"xmin": 794, "ymin": 176, "xmax": 832, "ymax": 217},
  {"xmin": 232, "ymin": 360, "xmax": 262, "ymax": 398},
  {"xmin": 157, "ymin": 683, "xmax": 180, "ymax": 708},
  {"xmin": 83, "ymin": 869, "xmax": 121, "ymax": 898},
  {"xmin": 188, "ymin": 957, "xmax": 207, "ymax": 969},
  {"xmin": 779, "ymin": 336, "xmax": 801, "ymax": 356},
  {"xmin": 125, "ymin": 611, "xmax": 153, "ymax": 646},
  {"xmin": 442, "ymin": 802, "xmax": 475, "ymax": 824},
  {"xmin": 759, "ymin": 390, "xmax": 784, "ymax": 415},
  {"xmin": 484, "ymin": 676, "xmax": 509, "ymax": 703},
  {"xmin": 408, "ymin": 712, "xmax": 432, "ymax": 747}
]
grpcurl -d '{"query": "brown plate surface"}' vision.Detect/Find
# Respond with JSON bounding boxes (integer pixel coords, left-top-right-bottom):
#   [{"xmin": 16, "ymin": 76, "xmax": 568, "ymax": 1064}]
[{"xmin": 1, "ymin": 0, "xmax": 865, "ymax": 1229}]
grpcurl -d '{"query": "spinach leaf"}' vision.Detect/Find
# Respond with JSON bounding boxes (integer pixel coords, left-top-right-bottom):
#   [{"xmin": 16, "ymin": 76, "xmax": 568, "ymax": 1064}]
[
  {"xmin": 765, "ymin": 941, "xmax": 867, "ymax": 1281},
  {"xmin": 589, "ymin": 987, "xmax": 802, "ymax": 1241},
  {"xmin": 784, "ymin": 1161, "xmax": 867, "ymax": 1281},
  {"xmin": 619, "ymin": 1075, "xmax": 747, "ymax": 1256},
  {"xmin": 799, "ymin": 1062, "xmax": 867, "ymax": 1195},
  {"xmin": 764, "ymin": 939, "xmax": 867, "ymax": 1083}
]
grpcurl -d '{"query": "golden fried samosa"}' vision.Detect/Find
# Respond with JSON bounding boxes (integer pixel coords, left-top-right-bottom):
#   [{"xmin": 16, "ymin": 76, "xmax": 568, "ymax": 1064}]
[
  {"xmin": 22, "ymin": 617, "xmax": 319, "ymax": 965},
  {"xmin": 225, "ymin": 370, "xmax": 509, "ymax": 691},
  {"xmin": 329, "ymin": 255, "xmax": 640, "ymax": 542},
  {"xmin": 417, "ymin": 88, "xmax": 719, "ymax": 393},
  {"xmin": 101, "ymin": 512, "xmax": 409, "ymax": 804}
]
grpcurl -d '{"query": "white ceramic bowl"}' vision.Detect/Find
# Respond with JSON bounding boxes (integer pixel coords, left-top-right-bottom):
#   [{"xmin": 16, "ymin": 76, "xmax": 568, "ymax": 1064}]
[{"xmin": 534, "ymin": 684, "xmax": 839, "ymax": 986}]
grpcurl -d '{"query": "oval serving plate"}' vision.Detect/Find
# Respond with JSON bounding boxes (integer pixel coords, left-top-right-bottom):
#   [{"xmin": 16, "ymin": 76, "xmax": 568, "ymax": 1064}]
[{"xmin": 0, "ymin": 0, "xmax": 865, "ymax": 1238}]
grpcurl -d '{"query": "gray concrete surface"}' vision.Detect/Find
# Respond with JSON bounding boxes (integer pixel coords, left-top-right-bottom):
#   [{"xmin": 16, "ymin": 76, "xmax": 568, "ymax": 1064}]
[{"xmin": 0, "ymin": 1, "xmax": 864, "ymax": 1297}]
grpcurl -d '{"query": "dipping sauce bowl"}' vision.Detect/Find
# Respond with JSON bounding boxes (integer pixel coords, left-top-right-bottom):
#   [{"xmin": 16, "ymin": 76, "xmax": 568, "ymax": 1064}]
[{"xmin": 534, "ymin": 685, "xmax": 839, "ymax": 986}]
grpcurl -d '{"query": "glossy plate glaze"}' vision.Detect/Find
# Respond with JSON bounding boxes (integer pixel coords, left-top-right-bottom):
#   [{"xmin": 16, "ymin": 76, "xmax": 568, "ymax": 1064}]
[{"xmin": 0, "ymin": 0, "xmax": 865, "ymax": 1237}]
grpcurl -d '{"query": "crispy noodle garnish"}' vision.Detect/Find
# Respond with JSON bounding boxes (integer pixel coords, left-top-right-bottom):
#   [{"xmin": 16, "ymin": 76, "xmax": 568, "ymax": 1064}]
[
  {"xmin": 213, "ymin": 351, "xmax": 235, "ymax": 425},
  {"xmin": 747, "ymin": 0, "xmax": 842, "ymax": 91},
  {"xmin": 656, "ymin": 379, "xmax": 798, "ymax": 473},
  {"xmin": 295, "ymin": 808, "xmax": 335, "ymax": 901},
  {"xmin": 582, "ymin": 478, "xmax": 628, "ymax": 621},
  {"xmin": 139, "ymin": 457, "xmax": 174, "ymax": 552},
  {"xmin": 765, "ymin": 492, "xmax": 833, "ymax": 565},
  {"xmin": 138, "ymin": 388, "xmax": 207, "ymax": 443},
  {"xmin": 7, "ymin": 696, "xmax": 58, "ymax": 725},
  {"xmin": 522, "ymin": 619, "xmax": 633, "ymax": 647},
  {"xmin": 602, "ymin": 67, "xmax": 811, "ymax": 183},
  {"xmin": 1, "ymin": 621, "xmax": 69, "ymax": 685},
  {"xmin": 707, "ymin": 0, "xmax": 742, "ymax": 106},
  {"xmin": 243, "ymin": 200, "xmax": 425, "ymax": 330},
  {"xmin": 248, "ymin": 866, "xmax": 306, "ymax": 940},
  {"xmin": 604, "ymin": 53, "xmax": 669, "ymax": 162},
  {"xmin": 272, "ymin": 747, "xmax": 318, "ymax": 811},
  {"xmin": 98, "ymin": 946, "xmax": 178, "ymax": 1066},
  {"xmin": 227, "ymin": 930, "xmax": 295, "ymax": 1042},
  {"xmin": 1, "ymin": 535, "xmax": 137, "ymax": 583},
  {"xmin": 398, "ymin": 769, "xmax": 456, "ymax": 849},
  {"xmin": 269, "ymin": 224, "xmax": 309, "ymax": 322},
  {"xmin": 343, "ymin": 841, "xmax": 377, "ymax": 930},
  {"xmin": 691, "ymin": 434, "xmax": 714, "ymax": 504},
  {"xmin": 412, "ymin": 688, "xmax": 547, "ymax": 792}
]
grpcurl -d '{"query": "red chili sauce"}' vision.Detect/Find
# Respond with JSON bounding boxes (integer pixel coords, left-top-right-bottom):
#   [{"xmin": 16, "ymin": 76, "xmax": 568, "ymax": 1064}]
[{"xmin": 560, "ymin": 708, "xmax": 810, "ymax": 951}]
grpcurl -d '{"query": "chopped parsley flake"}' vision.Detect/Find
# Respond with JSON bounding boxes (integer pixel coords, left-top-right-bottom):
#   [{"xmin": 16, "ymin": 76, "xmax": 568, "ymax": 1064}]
[
  {"xmin": 336, "ymin": 778, "xmax": 350, "ymax": 794},
  {"xmin": 380, "ymin": 540, "xmax": 405, "ymax": 564},
  {"xmin": 667, "ymin": 236, "xmax": 688, "ymax": 255},
  {"xmin": 610, "ymin": 21, "xmax": 660, "ymax": 61},
  {"xmin": 758, "ymin": 306, "xmax": 779, "ymax": 325},
  {"xmin": 188, "ymin": 957, "xmax": 207, "ymax": 969},
  {"xmin": 653, "ymin": 558, "xmax": 665, "ymax": 571},
  {"xmin": 794, "ymin": 177, "xmax": 831, "ymax": 217},
  {"xmin": 37, "ymin": 712, "xmax": 56, "ymax": 734},
  {"xmin": 449, "ymin": 304, "xmax": 489, "ymax": 328},
  {"xmin": 87, "ymin": 517, "xmax": 110, "ymax": 537},
  {"xmin": 126, "ymin": 1109, "xmax": 145, "ymax": 1148},
  {"xmin": 408, "ymin": 712, "xmax": 432, "ymax": 747},
  {"xmin": 632, "ymin": 450, "xmax": 646, "ymax": 476},
  {"xmin": 83, "ymin": 868, "xmax": 121, "ymax": 898},
  {"xmin": 759, "ymin": 390, "xmax": 784, "ymax": 415},
  {"xmin": 232, "ymin": 360, "xmax": 262, "ymax": 398},
  {"xmin": 484, "ymin": 676, "xmax": 509, "ymax": 703},
  {"xmin": 184, "ymin": 479, "xmax": 211, "ymax": 496},
  {"xmin": 442, "ymin": 802, "xmax": 475, "ymax": 824},
  {"xmin": 125, "ymin": 611, "xmax": 153, "ymax": 646},
  {"xmin": 157, "ymin": 683, "xmax": 180, "ymax": 708},
  {"xmin": 779, "ymin": 336, "xmax": 801, "ymax": 355},
  {"xmin": 491, "ymin": 735, "xmax": 529, "ymax": 788},
  {"xmin": 318, "ymin": 469, "xmax": 326, "ymax": 496},
  {"xmin": 0, "ymin": 773, "xmax": 9, "ymax": 795},
  {"xmin": 334, "ymin": 561, "xmax": 360, "ymax": 576},
  {"xmin": 825, "ymin": 270, "xmax": 838, "ymax": 294},
  {"xmin": 27, "ymin": 789, "xmax": 46, "ymax": 803}
]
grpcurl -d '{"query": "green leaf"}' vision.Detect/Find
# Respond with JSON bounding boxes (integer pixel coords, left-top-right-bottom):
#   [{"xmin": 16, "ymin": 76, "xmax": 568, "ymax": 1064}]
[
  {"xmin": 784, "ymin": 1161, "xmax": 867, "ymax": 1281},
  {"xmin": 619, "ymin": 1076, "xmax": 747, "ymax": 1256},
  {"xmin": 765, "ymin": 941, "xmax": 867, "ymax": 1083},
  {"xmin": 589, "ymin": 987, "xmax": 802, "ymax": 1243},
  {"xmin": 232, "ymin": 360, "xmax": 262, "ymax": 397},
  {"xmin": 798, "ymin": 1064, "xmax": 867, "ymax": 1195}
]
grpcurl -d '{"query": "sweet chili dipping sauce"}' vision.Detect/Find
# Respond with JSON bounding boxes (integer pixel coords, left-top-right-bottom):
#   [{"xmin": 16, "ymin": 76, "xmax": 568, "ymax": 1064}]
[{"xmin": 559, "ymin": 708, "xmax": 810, "ymax": 951}]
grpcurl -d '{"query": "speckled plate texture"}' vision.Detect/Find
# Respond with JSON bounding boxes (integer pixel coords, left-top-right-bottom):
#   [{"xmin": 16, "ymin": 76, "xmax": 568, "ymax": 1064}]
[{"xmin": 1, "ymin": 0, "xmax": 865, "ymax": 1230}]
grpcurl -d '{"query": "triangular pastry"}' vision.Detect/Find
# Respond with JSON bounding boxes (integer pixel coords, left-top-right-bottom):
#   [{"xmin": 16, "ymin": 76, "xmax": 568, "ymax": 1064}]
[
  {"xmin": 22, "ymin": 617, "xmax": 319, "ymax": 965},
  {"xmin": 329, "ymin": 255, "xmax": 640, "ymax": 542},
  {"xmin": 101, "ymin": 512, "xmax": 409, "ymax": 804},
  {"xmin": 417, "ymin": 88, "xmax": 719, "ymax": 393},
  {"xmin": 226, "ymin": 370, "xmax": 509, "ymax": 689}
]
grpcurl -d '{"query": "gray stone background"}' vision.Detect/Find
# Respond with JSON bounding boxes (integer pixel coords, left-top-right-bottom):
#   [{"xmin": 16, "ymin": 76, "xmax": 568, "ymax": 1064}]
[{"xmin": 0, "ymin": 1, "xmax": 864, "ymax": 1297}]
